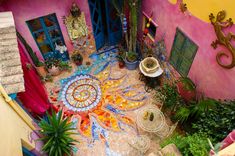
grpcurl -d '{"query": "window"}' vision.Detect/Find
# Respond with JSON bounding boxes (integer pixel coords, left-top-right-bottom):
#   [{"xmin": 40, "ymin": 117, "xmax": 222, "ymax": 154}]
[
  {"xmin": 170, "ymin": 28, "xmax": 198, "ymax": 76},
  {"xmin": 142, "ymin": 12, "xmax": 158, "ymax": 41},
  {"xmin": 145, "ymin": 19, "xmax": 157, "ymax": 38},
  {"xmin": 26, "ymin": 13, "xmax": 69, "ymax": 61}
]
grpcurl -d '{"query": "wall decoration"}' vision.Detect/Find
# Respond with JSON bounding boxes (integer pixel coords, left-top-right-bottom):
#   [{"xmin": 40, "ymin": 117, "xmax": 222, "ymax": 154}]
[
  {"xmin": 64, "ymin": 2, "xmax": 88, "ymax": 40},
  {"xmin": 209, "ymin": 10, "xmax": 235, "ymax": 69},
  {"xmin": 179, "ymin": 1, "xmax": 187, "ymax": 13}
]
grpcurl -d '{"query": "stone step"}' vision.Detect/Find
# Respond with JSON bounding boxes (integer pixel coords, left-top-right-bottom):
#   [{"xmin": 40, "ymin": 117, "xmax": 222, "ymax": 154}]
[
  {"xmin": 0, "ymin": 32, "xmax": 16, "ymax": 40},
  {"xmin": 0, "ymin": 46, "xmax": 19, "ymax": 54},
  {"xmin": 0, "ymin": 52, "xmax": 20, "ymax": 61},
  {"xmin": 0, "ymin": 38, "xmax": 18, "ymax": 46},
  {"xmin": 0, "ymin": 26, "xmax": 15, "ymax": 34},
  {"xmin": 0, "ymin": 58, "xmax": 22, "ymax": 68},
  {"xmin": 2, "ymin": 82, "xmax": 25, "ymax": 94},
  {"xmin": 0, "ymin": 74, "xmax": 24, "ymax": 85},
  {"xmin": 0, "ymin": 66, "xmax": 23, "ymax": 77}
]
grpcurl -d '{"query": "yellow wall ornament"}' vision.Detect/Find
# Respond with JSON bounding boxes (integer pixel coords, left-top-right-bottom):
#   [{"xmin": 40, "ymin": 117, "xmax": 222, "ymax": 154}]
[
  {"xmin": 209, "ymin": 10, "xmax": 235, "ymax": 69},
  {"xmin": 64, "ymin": 3, "xmax": 88, "ymax": 40}
]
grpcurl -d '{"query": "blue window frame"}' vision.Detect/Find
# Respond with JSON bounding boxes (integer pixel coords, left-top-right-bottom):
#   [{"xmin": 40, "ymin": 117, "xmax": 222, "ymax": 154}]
[{"xmin": 26, "ymin": 13, "xmax": 69, "ymax": 61}]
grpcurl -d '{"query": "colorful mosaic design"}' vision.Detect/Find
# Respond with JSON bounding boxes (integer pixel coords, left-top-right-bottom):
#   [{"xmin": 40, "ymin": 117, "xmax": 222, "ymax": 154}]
[
  {"xmin": 61, "ymin": 75, "xmax": 102, "ymax": 112},
  {"xmin": 50, "ymin": 50, "xmax": 149, "ymax": 140}
]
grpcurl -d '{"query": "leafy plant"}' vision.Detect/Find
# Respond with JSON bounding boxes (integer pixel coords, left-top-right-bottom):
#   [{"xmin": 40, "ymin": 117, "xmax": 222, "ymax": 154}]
[
  {"xmin": 161, "ymin": 133, "xmax": 211, "ymax": 156},
  {"xmin": 38, "ymin": 110, "xmax": 78, "ymax": 156},
  {"xmin": 58, "ymin": 61, "xmax": 72, "ymax": 71},
  {"xmin": 71, "ymin": 52, "xmax": 83, "ymax": 62},
  {"xmin": 126, "ymin": 51, "xmax": 137, "ymax": 62},
  {"xmin": 192, "ymin": 100, "xmax": 235, "ymax": 143},
  {"xmin": 173, "ymin": 98, "xmax": 217, "ymax": 123},
  {"xmin": 174, "ymin": 107, "xmax": 191, "ymax": 123},
  {"xmin": 156, "ymin": 83, "xmax": 182, "ymax": 111},
  {"xmin": 45, "ymin": 58, "xmax": 60, "ymax": 69}
]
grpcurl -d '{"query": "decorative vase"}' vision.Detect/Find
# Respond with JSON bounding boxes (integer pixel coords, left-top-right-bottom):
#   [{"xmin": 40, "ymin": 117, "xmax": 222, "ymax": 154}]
[
  {"xmin": 35, "ymin": 66, "xmax": 47, "ymax": 77},
  {"xmin": 48, "ymin": 66, "xmax": 61, "ymax": 76},
  {"xmin": 124, "ymin": 58, "xmax": 139, "ymax": 70},
  {"xmin": 141, "ymin": 57, "xmax": 160, "ymax": 74}
]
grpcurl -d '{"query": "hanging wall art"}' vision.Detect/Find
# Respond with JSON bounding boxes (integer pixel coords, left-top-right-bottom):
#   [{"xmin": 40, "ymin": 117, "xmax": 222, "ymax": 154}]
[{"xmin": 209, "ymin": 10, "xmax": 235, "ymax": 69}]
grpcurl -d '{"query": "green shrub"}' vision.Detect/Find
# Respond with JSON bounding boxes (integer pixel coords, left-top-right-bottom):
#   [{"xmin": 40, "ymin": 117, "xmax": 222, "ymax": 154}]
[
  {"xmin": 192, "ymin": 100, "xmax": 235, "ymax": 142},
  {"xmin": 161, "ymin": 133, "xmax": 210, "ymax": 156},
  {"xmin": 156, "ymin": 83, "xmax": 182, "ymax": 111}
]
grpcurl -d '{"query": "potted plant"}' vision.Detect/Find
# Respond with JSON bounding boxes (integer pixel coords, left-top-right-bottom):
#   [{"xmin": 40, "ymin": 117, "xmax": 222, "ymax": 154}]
[
  {"xmin": 58, "ymin": 61, "xmax": 72, "ymax": 72},
  {"xmin": 176, "ymin": 77, "xmax": 196, "ymax": 102},
  {"xmin": 113, "ymin": 0, "xmax": 141, "ymax": 70},
  {"xmin": 38, "ymin": 110, "xmax": 78, "ymax": 156},
  {"xmin": 45, "ymin": 58, "xmax": 61, "ymax": 76},
  {"xmin": 71, "ymin": 52, "xmax": 83, "ymax": 66},
  {"xmin": 35, "ymin": 61, "xmax": 48, "ymax": 78}
]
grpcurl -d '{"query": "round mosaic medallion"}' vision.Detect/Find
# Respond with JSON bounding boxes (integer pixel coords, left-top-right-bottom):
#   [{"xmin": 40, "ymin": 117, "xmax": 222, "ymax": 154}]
[{"xmin": 61, "ymin": 74, "xmax": 102, "ymax": 112}]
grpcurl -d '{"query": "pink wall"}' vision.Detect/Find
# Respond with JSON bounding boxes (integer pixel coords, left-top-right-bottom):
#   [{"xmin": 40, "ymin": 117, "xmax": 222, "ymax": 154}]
[
  {"xmin": 0, "ymin": 0, "xmax": 92, "ymax": 61},
  {"xmin": 141, "ymin": 0, "xmax": 235, "ymax": 99}
]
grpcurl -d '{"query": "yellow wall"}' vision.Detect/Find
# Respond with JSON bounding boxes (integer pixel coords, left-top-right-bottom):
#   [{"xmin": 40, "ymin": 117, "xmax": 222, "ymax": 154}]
[
  {"xmin": 0, "ymin": 95, "xmax": 35, "ymax": 156},
  {"xmin": 168, "ymin": 0, "xmax": 235, "ymax": 22}
]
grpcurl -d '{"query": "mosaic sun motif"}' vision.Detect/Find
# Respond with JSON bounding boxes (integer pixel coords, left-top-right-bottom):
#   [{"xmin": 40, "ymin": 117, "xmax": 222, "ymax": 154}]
[
  {"xmin": 61, "ymin": 75, "xmax": 102, "ymax": 112},
  {"xmin": 49, "ymin": 52, "xmax": 149, "ymax": 139}
]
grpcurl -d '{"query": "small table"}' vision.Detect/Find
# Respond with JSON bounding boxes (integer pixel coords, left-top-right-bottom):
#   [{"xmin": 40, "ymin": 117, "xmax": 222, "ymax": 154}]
[
  {"xmin": 136, "ymin": 105, "xmax": 165, "ymax": 133},
  {"xmin": 139, "ymin": 63, "xmax": 163, "ymax": 92}
]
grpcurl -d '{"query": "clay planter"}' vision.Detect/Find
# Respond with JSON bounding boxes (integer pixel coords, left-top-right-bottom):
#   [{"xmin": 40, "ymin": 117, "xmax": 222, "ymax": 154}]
[
  {"xmin": 118, "ymin": 61, "xmax": 125, "ymax": 69},
  {"xmin": 140, "ymin": 57, "xmax": 159, "ymax": 74},
  {"xmin": 74, "ymin": 60, "xmax": 83, "ymax": 66},
  {"xmin": 177, "ymin": 82, "xmax": 196, "ymax": 102},
  {"xmin": 47, "ymin": 66, "xmax": 61, "ymax": 76},
  {"xmin": 35, "ymin": 66, "xmax": 47, "ymax": 77}
]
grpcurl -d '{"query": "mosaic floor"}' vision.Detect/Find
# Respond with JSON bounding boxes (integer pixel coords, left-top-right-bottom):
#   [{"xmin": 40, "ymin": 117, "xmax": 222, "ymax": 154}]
[{"xmin": 46, "ymin": 47, "xmax": 160, "ymax": 156}]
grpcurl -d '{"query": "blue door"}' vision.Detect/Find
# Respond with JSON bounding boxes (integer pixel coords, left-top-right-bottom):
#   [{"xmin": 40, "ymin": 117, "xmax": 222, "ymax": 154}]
[
  {"xmin": 88, "ymin": 0, "xmax": 105, "ymax": 50},
  {"xmin": 88, "ymin": 0, "xmax": 122, "ymax": 50},
  {"xmin": 105, "ymin": 0, "xmax": 122, "ymax": 45},
  {"xmin": 27, "ymin": 13, "xmax": 69, "ymax": 61}
]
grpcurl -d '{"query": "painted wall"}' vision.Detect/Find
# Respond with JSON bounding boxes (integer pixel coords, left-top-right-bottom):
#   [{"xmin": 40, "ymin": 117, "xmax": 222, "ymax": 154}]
[
  {"xmin": 0, "ymin": 0, "xmax": 92, "ymax": 61},
  {"xmin": 0, "ymin": 95, "xmax": 35, "ymax": 156},
  {"xmin": 141, "ymin": 0, "xmax": 235, "ymax": 99}
]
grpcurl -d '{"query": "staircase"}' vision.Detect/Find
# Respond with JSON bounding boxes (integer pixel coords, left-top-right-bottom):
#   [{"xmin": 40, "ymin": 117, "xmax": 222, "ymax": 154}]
[{"xmin": 0, "ymin": 12, "xmax": 24, "ymax": 94}]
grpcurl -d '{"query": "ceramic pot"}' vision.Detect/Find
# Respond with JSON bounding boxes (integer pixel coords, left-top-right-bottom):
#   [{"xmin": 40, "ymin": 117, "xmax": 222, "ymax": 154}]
[
  {"xmin": 48, "ymin": 66, "xmax": 61, "ymax": 76},
  {"xmin": 124, "ymin": 58, "xmax": 138, "ymax": 70},
  {"xmin": 141, "ymin": 57, "xmax": 159, "ymax": 74},
  {"xmin": 35, "ymin": 66, "xmax": 47, "ymax": 77}
]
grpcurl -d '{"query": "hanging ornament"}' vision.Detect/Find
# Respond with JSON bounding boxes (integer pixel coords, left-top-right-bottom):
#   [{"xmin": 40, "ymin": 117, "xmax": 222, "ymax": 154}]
[{"xmin": 123, "ymin": 16, "xmax": 127, "ymax": 33}]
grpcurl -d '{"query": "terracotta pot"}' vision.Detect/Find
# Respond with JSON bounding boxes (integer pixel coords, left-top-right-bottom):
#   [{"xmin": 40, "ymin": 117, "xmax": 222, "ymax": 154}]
[
  {"xmin": 118, "ymin": 61, "xmax": 125, "ymax": 69},
  {"xmin": 177, "ymin": 82, "xmax": 196, "ymax": 102},
  {"xmin": 48, "ymin": 66, "xmax": 61, "ymax": 76},
  {"xmin": 35, "ymin": 66, "xmax": 47, "ymax": 77},
  {"xmin": 74, "ymin": 60, "xmax": 83, "ymax": 66}
]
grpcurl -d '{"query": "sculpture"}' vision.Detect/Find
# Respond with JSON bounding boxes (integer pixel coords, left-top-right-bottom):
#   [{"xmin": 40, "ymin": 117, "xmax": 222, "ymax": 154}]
[
  {"xmin": 209, "ymin": 10, "xmax": 235, "ymax": 69},
  {"xmin": 64, "ymin": 3, "xmax": 88, "ymax": 40}
]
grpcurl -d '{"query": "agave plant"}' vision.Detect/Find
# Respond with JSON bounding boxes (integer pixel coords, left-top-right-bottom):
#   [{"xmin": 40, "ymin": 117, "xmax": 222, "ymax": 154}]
[{"xmin": 38, "ymin": 110, "xmax": 78, "ymax": 156}]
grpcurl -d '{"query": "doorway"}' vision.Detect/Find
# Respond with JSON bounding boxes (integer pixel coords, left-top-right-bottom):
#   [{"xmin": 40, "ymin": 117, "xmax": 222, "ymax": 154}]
[{"xmin": 88, "ymin": 0, "xmax": 122, "ymax": 50}]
